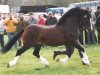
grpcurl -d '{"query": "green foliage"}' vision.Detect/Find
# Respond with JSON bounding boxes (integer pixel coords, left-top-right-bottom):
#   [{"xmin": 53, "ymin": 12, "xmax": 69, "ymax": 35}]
[{"xmin": 0, "ymin": 44, "xmax": 100, "ymax": 75}]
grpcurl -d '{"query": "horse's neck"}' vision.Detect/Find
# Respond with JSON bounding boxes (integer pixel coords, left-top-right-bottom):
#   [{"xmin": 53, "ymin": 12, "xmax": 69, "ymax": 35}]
[
  {"xmin": 57, "ymin": 17, "xmax": 79, "ymax": 34},
  {"xmin": 63, "ymin": 17, "xmax": 79, "ymax": 28}
]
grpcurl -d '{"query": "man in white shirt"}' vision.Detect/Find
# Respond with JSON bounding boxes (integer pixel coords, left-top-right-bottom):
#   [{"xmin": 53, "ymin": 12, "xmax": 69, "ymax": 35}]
[
  {"xmin": 0, "ymin": 13, "xmax": 4, "ymax": 47},
  {"xmin": 54, "ymin": 10, "xmax": 62, "ymax": 21}
]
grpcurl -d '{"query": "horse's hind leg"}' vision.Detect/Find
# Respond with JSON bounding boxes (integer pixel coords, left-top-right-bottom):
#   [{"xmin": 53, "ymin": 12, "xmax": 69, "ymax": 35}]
[
  {"xmin": 72, "ymin": 40, "xmax": 90, "ymax": 66},
  {"xmin": 53, "ymin": 46, "xmax": 74, "ymax": 60},
  {"xmin": 33, "ymin": 45, "xmax": 49, "ymax": 67},
  {"xmin": 53, "ymin": 46, "xmax": 74, "ymax": 64},
  {"xmin": 7, "ymin": 45, "xmax": 30, "ymax": 68}
]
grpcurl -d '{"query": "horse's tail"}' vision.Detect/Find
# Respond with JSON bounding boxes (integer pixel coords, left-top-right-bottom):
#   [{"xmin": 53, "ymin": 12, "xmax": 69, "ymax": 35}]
[{"xmin": 1, "ymin": 29, "xmax": 25, "ymax": 53}]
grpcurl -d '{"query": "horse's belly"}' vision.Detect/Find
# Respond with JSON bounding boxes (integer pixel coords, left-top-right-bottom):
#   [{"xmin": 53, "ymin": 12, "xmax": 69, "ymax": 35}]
[
  {"xmin": 39, "ymin": 35, "xmax": 65, "ymax": 46},
  {"xmin": 38, "ymin": 27, "xmax": 77, "ymax": 46}
]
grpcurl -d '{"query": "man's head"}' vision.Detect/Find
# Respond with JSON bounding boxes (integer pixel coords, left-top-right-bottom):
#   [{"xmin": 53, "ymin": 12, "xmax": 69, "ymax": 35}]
[
  {"xmin": 8, "ymin": 12, "xmax": 13, "ymax": 19},
  {"xmin": 97, "ymin": 6, "xmax": 100, "ymax": 11},
  {"xmin": 48, "ymin": 11, "xmax": 53, "ymax": 17},
  {"xmin": 29, "ymin": 12, "xmax": 34, "ymax": 19}
]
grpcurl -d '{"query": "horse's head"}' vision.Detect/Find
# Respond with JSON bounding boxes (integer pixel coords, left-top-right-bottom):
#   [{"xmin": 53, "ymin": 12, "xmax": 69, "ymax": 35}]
[
  {"xmin": 57, "ymin": 7, "xmax": 91, "ymax": 30},
  {"xmin": 78, "ymin": 8, "xmax": 91, "ymax": 30}
]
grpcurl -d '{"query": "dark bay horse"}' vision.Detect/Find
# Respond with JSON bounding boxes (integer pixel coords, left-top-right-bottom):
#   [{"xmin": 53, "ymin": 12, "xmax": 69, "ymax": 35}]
[{"xmin": 2, "ymin": 7, "xmax": 91, "ymax": 68}]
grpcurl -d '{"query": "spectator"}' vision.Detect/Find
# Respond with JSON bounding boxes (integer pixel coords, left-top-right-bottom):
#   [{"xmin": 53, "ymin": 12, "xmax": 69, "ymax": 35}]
[
  {"xmin": 90, "ymin": 11, "xmax": 97, "ymax": 44},
  {"xmin": 54, "ymin": 10, "xmax": 61, "ymax": 21},
  {"xmin": 45, "ymin": 12, "xmax": 57, "ymax": 25},
  {"xmin": 3, "ymin": 12, "xmax": 18, "ymax": 48},
  {"xmin": 38, "ymin": 14, "xmax": 46, "ymax": 26},
  {"xmin": 95, "ymin": 6, "xmax": 100, "ymax": 44},
  {"xmin": 17, "ymin": 13, "xmax": 28, "ymax": 46},
  {"xmin": 0, "ymin": 13, "xmax": 5, "ymax": 48},
  {"xmin": 85, "ymin": 7, "xmax": 92, "ymax": 44},
  {"xmin": 27, "ymin": 12, "xmax": 37, "ymax": 25}
]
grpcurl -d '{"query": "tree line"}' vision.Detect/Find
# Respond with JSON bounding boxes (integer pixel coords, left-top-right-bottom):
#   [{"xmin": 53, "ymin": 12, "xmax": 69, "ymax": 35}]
[{"xmin": 0, "ymin": 0, "xmax": 95, "ymax": 8}]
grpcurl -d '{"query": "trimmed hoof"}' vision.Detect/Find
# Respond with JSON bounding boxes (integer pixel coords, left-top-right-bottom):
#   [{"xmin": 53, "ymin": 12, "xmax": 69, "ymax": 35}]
[
  {"xmin": 89, "ymin": 60, "xmax": 92, "ymax": 63},
  {"xmin": 45, "ymin": 65, "xmax": 49, "ymax": 67},
  {"xmin": 7, "ymin": 64, "xmax": 10, "ymax": 68},
  {"xmin": 56, "ymin": 58, "xmax": 67, "ymax": 64},
  {"xmin": 53, "ymin": 51, "xmax": 58, "ymax": 60},
  {"xmin": 82, "ymin": 61, "xmax": 91, "ymax": 66},
  {"xmin": 56, "ymin": 58, "xmax": 60, "ymax": 62}
]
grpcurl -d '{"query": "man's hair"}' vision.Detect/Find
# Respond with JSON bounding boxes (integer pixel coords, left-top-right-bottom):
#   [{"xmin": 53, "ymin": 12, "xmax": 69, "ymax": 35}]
[
  {"xmin": 29, "ymin": 12, "xmax": 34, "ymax": 15},
  {"xmin": 97, "ymin": 6, "xmax": 100, "ymax": 10}
]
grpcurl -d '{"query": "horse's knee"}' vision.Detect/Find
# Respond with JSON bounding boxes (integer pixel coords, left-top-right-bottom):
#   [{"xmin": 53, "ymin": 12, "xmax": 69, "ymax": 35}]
[
  {"xmin": 16, "ymin": 50, "xmax": 23, "ymax": 56},
  {"xmin": 16, "ymin": 46, "xmax": 29, "ymax": 56},
  {"xmin": 66, "ymin": 47, "xmax": 74, "ymax": 58},
  {"xmin": 33, "ymin": 51, "xmax": 36, "ymax": 56},
  {"xmin": 33, "ymin": 51, "xmax": 40, "ymax": 58},
  {"xmin": 33, "ymin": 45, "xmax": 41, "ymax": 58},
  {"xmin": 79, "ymin": 48, "xmax": 85, "ymax": 52}
]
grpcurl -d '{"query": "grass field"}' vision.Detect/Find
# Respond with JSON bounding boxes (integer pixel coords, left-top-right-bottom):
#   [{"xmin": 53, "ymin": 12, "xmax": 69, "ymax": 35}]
[{"xmin": 0, "ymin": 43, "xmax": 100, "ymax": 75}]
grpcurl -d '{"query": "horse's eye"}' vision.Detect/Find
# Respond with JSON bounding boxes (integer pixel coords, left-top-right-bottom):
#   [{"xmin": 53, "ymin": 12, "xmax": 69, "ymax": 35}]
[{"xmin": 84, "ymin": 15, "xmax": 87, "ymax": 18}]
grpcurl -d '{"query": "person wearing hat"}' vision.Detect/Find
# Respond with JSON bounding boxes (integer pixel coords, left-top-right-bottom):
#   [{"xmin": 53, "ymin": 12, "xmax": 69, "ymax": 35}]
[{"xmin": 45, "ymin": 11, "xmax": 57, "ymax": 25}]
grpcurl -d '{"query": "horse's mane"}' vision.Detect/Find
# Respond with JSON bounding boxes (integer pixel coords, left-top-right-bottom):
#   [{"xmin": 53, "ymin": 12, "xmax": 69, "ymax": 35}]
[{"xmin": 57, "ymin": 7, "xmax": 85, "ymax": 25}]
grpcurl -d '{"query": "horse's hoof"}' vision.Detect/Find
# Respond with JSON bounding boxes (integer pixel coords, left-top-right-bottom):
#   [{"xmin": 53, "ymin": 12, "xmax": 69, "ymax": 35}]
[
  {"xmin": 7, "ymin": 64, "xmax": 10, "ymax": 68},
  {"xmin": 53, "ymin": 51, "xmax": 58, "ymax": 60},
  {"xmin": 82, "ymin": 61, "xmax": 90, "ymax": 66},
  {"xmin": 56, "ymin": 58, "xmax": 60, "ymax": 62},
  {"xmin": 45, "ymin": 65, "xmax": 49, "ymax": 67},
  {"xmin": 89, "ymin": 60, "xmax": 92, "ymax": 63}
]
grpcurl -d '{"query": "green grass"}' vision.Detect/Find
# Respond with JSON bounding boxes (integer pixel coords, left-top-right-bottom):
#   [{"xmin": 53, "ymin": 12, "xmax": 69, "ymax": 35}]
[{"xmin": 0, "ymin": 44, "xmax": 100, "ymax": 75}]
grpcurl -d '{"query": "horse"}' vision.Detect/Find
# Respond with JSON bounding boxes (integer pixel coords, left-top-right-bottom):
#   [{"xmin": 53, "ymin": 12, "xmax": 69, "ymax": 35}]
[{"xmin": 1, "ymin": 7, "xmax": 91, "ymax": 68}]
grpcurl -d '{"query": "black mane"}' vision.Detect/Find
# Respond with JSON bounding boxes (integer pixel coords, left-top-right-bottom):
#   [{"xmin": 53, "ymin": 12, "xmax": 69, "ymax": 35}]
[{"xmin": 57, "ymin": 7, "xmax": 88, "ymax": 25}]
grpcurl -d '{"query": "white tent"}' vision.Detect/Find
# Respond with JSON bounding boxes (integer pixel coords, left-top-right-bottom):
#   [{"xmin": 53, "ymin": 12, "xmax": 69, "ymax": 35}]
[{"xmin": 0, "ymin": 5, "xmax": 9, "ymax": 13}]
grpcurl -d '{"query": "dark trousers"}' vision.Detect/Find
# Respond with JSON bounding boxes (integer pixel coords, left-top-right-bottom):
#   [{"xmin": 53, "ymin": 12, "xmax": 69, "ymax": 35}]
[
  {"xmin": 18, "ymin": 37, "xmax": 21, "ymax": 46},
  {"xmin": 7, "ymin": 33, "xmax": 17, "ymax": 48},
  {"xmin": 85, "ymin": 30, "xmax": 91, "ymax": 44},
  {"xmin": 0, "ymin": 34, "xmax": 4, "ymax": 47},
  {"xmin": 79, "ymin": 30, "xmax": 84, "ymax": 45},
  {"xmin": 91, "ymin": 30, "xmax": 97, "ymax": 44},
  {"xmin": 97, "ymin": 29, "xmax": 100, "ymax": 43}
]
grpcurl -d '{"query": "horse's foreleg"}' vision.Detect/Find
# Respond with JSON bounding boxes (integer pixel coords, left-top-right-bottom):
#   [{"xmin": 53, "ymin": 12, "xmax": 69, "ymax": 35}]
[
  {"xmin": 54, "ymin": 46, "xmax": 74, "ymax": 64},
  {"xmin": 33, "ymin": 45, "xmax": 49, "ymax": 67},
  {"xmin": 78, "ymin": 50, "xmax": 91, "ymax": 65},
  {"xmin": 72, "ymin": 41, "xmax": 90, "ymax": 66},
  {"xmin": 7, "ymin": 46, "xmax": 30, "ymax": 68}
]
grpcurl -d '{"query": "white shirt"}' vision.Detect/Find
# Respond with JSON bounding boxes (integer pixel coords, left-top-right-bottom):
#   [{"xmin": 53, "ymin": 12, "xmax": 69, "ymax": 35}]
[
  {"xmin": 54, "ymin": 14, "xmax": 61, "ymax": 21},
  {"xmin": 0, "ymin": 18, "xmax": 4, "ymax": 34}
]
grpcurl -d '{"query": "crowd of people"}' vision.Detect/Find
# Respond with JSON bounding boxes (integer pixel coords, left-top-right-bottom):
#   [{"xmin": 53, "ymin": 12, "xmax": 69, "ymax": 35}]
[
  {"xmin": 0, "ymin": 10, "xmax": 59, "ymax": 49},
  {"xmin": 79, "ymin": 6, "xmax": 100, "ymax": 45},
  {"xmin": 0, "ymin": 6, "xmax": 100, "ymax": 49}
]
